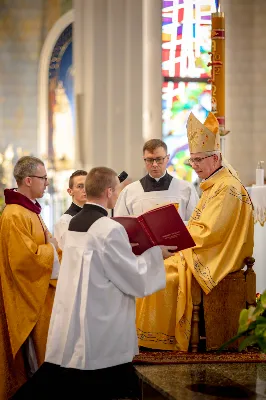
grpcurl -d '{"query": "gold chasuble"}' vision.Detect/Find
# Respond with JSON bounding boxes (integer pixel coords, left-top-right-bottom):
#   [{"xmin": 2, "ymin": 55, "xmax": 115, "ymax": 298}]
[
  {"xmin": 0, "ymin": 189, "xmax": 60, "ymax": 399},
  {"xmin": 136, "ymin": 112, "xmax": 254, "ymax": 351},
  {"xmin": 136, "ymin": 168, "xmax": 254, "ymax": 351}
]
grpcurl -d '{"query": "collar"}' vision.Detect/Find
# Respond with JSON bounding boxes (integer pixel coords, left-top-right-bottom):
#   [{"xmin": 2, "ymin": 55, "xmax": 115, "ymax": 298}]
[
  {"xmin": 72, "ymin": 201, "xmax": 83, "ymax": 209},
  {"xmin": 201, "ymin": 166, "xmax": 224, "ymax": 182},
  {"xmin": 4, "ymin": 188, "xmax": 42, "ymax": 214},
  {"xmin": 148, "ymin": 171, "xmax": 167, "ymax": 182},
  {"xmin": 84, "ymin": 202, "xmax": 108, "ymax": 216},
  {"xmin": 64, "ymin": 202, "xmax": 83, "ymax": 216},
  {"xmin": 200, "ymin": 168, "xmax": 229, "ymax": 191}
]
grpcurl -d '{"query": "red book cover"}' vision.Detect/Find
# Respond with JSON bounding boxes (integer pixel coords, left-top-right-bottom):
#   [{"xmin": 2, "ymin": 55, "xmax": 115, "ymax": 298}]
[{"xmin": 112, "ymin": 203, "xmax": 195, "ymax": 255}]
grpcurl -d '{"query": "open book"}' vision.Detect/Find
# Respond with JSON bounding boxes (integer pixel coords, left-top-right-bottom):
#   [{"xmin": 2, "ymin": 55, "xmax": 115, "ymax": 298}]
[{"xmin": 112, "ymin": 203, "xmax": 195, "ymax": 255}]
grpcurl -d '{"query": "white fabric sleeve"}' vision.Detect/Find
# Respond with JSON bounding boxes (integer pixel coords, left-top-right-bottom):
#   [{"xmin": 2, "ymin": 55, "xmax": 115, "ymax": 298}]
[
  {"xmin": 102, "ymin": 224, "xmax": 166, "ymax": 297},
  {"xmin": 50, "ymin": 244, "xmax": 60, "ymax": 279},
  {"xmin": 185, "ymin": 183, "xmax": 199, "ymax": 221},
  {"xmin": 54, "ymin": 215, "xmax": 72, "ymax": 250},
  {"xmin": 113, "ymin": 188, "xmax": 131, "ymax": 216}
]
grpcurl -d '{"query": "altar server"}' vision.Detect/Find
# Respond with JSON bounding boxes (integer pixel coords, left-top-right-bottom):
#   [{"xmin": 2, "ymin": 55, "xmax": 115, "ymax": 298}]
[
  {"xmin": 54, "ymin": 169, "xmax": 87, "ymax": 249},
  {"xmin": 13, "ymin": 166, "xmax": 176, "ymax": 400},
  {"xmin": 114, "ymin": 139, "xmax": 199, "ymax": 221}
]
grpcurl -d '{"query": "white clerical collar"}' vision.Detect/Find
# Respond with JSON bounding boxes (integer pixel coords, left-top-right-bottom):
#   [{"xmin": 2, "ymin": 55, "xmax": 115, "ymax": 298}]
[
  {"xmin": 149, "ymin": 171, "xmax": 167, "ymax": 182},
  {"xmin": 86, "ymin": 202, "xmax": 107, "ymax": 212}
]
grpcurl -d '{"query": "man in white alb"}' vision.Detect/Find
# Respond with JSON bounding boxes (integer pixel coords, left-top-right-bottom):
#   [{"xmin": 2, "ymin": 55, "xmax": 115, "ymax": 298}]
[
  {"xmin": 13, "ymin": 167, "xmax": 176, "ymax": 400},
  {"xmin": 114, "ymin": 139, "xmax": 198, "ymax": 220},
  {"xmin": 54, "ymin": 169, "xmax": 87, "ymax": 249},
  {"xmin": 114, "ymin": 139, "xmax": 198, "ymax": 352}
]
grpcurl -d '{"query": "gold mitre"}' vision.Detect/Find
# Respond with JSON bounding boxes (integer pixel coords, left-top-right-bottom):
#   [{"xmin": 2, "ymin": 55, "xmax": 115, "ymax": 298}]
[{"xmin": 187, "ymin": 112, "xmax": 220, "ymax": 153}]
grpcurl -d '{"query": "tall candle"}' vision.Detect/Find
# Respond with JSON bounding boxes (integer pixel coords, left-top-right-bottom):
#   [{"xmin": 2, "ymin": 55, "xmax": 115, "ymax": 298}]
[{"xmin": 208, "ymin": 12, "xmax": 226, "ymax": 135}]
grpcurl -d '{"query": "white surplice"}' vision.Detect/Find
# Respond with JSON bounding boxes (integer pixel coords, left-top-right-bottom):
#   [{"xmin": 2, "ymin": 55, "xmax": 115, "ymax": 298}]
[
  {"xmin": 45, "ymin": 216, "xmax": 166, "ymax": 370},
  {"xmin": 114, "ymin": 178, "xmax": 198, "ymax": 220},
  {"xmin": 54, "ymin": 213, "xmax": 72, "ymax": 249}
]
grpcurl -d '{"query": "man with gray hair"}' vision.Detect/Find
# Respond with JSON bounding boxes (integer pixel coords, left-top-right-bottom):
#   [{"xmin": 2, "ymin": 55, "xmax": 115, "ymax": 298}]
[{"xmin": 0, "ymin": 156, "xmax": 61, "ymax": 399}]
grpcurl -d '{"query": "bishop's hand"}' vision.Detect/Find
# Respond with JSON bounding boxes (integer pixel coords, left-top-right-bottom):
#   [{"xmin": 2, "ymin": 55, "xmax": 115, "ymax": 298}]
[{"xmin": 160, "ymin": 245, "xmax": 177, "ymax": 259}]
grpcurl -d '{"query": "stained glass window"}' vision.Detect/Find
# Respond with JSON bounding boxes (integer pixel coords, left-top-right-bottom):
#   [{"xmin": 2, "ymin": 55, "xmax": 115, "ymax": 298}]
[{"xmin": 162, "ymin": 0, "xmax": 215, "ymax": 182}]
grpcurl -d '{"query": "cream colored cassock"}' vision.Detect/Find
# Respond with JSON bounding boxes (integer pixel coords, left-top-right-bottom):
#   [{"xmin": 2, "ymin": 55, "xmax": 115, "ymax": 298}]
[
  {"xmin": 114, "ymin": 174, "xmax": 199, "ymax": 220},
  {"xmin": 45, "ymin": 217, "xmax": 166, "ymax": 370}
]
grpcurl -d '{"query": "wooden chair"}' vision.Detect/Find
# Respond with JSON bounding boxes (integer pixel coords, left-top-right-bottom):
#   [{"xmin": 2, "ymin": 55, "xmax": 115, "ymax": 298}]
[{"xmin": 190, "ymin": 257, "xmax": 256, "ymax": 352}]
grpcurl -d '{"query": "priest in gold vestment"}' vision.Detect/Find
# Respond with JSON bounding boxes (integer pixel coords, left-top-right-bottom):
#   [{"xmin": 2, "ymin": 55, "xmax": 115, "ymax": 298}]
[
  {"xmin": 136, "ymin": 112, "xmax": 254, "ymax": 351},
  {"xmin": 0, "ymin": 156, "xmax": 61, "ymax": 399}
]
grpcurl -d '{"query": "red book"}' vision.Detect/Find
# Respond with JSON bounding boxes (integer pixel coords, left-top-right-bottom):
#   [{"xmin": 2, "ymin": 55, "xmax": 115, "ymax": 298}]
[{"xmin": 112, "ymin": 203, "xmax": 195, "ymax": 255}]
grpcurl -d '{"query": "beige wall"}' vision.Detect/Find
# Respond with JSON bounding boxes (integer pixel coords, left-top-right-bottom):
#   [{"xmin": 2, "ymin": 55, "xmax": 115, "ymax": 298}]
[
  {"xmin": 0, "ymin": 0, "xmax": 72, "ymax": 155},
  {"xmin": 0, "ymin": 0, "xmax": 265, "ymax": 185},
  {"xmin": 74, "ymin": 0, "xmax": 162, "ymax": 181},
  {"xmin": 223, "ymin": 0, "xmax": 266, "ymax": 185}
]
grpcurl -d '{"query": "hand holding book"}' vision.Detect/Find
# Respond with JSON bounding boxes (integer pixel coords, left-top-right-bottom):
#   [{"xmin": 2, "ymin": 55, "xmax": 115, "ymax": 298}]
[
  {"xmin": 113, "ymin": 203, "xmax": 195, "ymax": 256},
  {"xmin": 160, "ymin": 245, "xmax": 178, "ymax": 259}
]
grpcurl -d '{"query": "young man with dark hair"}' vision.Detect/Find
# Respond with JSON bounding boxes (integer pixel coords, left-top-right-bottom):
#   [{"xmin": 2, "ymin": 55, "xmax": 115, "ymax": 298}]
[
  {"xmin": 13, "ymin": 166, "xmax": 176, "ymax": 400},
  {"xmin": 114, "ymin": 138, "xmax": 199, "ymax": 352},
  {"xmin": 115, "ymin": 138, "xmax": 198, "ymax": 221},
  {"xmin": 54, "ymin": 169, "xmax": 87, "ymax": 249}
]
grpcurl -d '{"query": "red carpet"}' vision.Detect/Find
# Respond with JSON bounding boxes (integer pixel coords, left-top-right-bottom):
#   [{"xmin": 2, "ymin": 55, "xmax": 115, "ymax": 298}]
[{"xmin": 133, "ymin": 350, "xmax": 266, "ymax": 365}]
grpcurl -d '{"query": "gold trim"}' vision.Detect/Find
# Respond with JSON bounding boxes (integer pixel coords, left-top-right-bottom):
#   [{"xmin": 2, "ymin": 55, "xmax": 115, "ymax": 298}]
[{"xmin": 212, "ymin": 12, "xmax": 225, "ymax": 17}]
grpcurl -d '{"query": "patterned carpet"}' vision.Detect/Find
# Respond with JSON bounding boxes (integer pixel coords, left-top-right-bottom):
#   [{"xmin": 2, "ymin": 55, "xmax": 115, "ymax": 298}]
[{"xmin": 133, "ymin": 350, "xmax": 266, "ymax": 365}]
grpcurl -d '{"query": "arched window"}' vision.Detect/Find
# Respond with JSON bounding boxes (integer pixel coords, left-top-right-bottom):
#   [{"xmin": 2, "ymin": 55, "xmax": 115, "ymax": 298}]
[
  {"xmin": 38, "ymin": 10, "xmax": 74, "ymax": 161},
  {"xmin": 48, "ymin": 23, "xmax": 74, "ymax": 170},
  {"xmin": 162, "ymin": 0, "xmax": 215, "ymax": 182},
  {"xmin": 38, "ymin": 10, "xmax": 74, "ymax": 231}
]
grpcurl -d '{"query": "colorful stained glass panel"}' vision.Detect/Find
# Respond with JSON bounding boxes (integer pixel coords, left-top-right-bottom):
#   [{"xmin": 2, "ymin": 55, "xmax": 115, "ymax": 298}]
[
  {"xmin": 163, "ymin": 81, "xmax": 211, "ymax": 181},
  {"xmin": 162, "ymin": 0, "xmax": 215, "ymax": 78}
]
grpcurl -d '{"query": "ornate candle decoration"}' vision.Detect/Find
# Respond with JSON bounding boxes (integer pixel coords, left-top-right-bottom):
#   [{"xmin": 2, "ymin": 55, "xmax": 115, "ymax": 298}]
[{"xmin": 208, "ymin": 1, "xmax": 227, "ymax": 136}]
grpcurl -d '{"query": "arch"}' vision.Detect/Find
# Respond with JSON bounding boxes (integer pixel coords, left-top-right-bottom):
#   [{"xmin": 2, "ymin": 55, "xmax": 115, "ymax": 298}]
[{"xmin": 38, "ymin": 9, "xmax": 74, "ymax": 158}]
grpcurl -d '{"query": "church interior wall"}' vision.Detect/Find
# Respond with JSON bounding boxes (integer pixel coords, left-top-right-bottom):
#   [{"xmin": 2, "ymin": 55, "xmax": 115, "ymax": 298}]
[
  {"xmin": 0, "ymin": 0, "xmax": 265, "ymax": 186},
  {"xmin": 0, "ymin": 0, "xmax": 72, "ymax": 157}
]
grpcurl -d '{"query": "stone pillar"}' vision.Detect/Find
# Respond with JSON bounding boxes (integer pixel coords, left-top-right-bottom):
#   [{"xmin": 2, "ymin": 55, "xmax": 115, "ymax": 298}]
[
  {"xmin": 223, "ymin": 0, "xmax": 254, "ymax": 185},
  {"xmin": 142, "ymin": 0, "xmax": 162, "ymax": 142},
  {"xmin": 74, "ymin": 0, "xmax": 162, "ymax": 180}
]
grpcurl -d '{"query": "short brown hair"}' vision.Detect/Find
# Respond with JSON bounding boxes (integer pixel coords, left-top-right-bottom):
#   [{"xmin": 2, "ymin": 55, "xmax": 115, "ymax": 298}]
[
  {"xmin": 143, "ymin": 139, "xmax": 167, "ymax": 154},
  {"xmin": 69, "ymin": 170, "xmax": 87, "ymax": 189},
  {"xmin": 14, "ymin": 156, "xmax": 44, "ymax": 185},
  {"xmin": 85, "ymin": 167, "xmax": 117, "ymax": 198}
]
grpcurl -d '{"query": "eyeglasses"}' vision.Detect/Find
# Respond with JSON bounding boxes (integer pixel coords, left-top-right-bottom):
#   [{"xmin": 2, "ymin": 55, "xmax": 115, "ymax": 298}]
[
  {"xmin": 187, "ymin": 155, "xmax": 214, "ymax": 165},
  {"xmin": 28, "ymin": 175, "xmax": 48, "ymax": 182},
  {"xmin": 144, "ymin": 156, "xmax": 168, "ymax": 165}
]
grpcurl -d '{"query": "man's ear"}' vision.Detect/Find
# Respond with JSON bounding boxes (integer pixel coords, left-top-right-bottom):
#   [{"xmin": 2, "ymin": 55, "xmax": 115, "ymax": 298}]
[
  {"xmin": 24, "ymin": 177, "xmax": 32, "ymax": 187},
  {"xmin": 67, "ymin": 188, "xmax": 73, "ymax": 197},
  {"xmin": 107, "ymin": 187, "xmax": 113, "ymax": 199}
]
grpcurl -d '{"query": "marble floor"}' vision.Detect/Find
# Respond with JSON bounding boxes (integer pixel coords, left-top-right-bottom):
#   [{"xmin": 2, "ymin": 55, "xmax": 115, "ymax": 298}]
[{"xmin": 136, "ymin": 362, "xmax": 266, "ymax": 399}]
